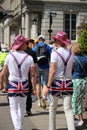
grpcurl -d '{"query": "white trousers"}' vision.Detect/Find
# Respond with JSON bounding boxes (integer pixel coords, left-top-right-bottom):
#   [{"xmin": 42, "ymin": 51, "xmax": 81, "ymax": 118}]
[
  {"xmin": 49, "ymin": 95, "xmax": 76, "ymax": 130},
  {"xmin": 9, "ymin": 96, "xmax": 26, "ymax": 130}
]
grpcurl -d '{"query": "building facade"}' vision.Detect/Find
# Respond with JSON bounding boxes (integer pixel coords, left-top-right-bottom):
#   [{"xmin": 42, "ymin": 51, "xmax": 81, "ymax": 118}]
[{"xmin": 0, "ymin": 0, "xmax": 87, "ymax": 49}]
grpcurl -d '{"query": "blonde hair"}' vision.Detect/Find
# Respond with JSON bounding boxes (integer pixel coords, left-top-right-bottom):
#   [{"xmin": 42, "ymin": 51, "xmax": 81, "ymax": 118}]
[{"xmin": 71, "ymin": 42, "xmax": 82, "ymax": 54}]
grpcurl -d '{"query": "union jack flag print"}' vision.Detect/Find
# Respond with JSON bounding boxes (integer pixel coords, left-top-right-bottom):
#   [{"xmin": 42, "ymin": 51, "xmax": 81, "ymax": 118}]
[
  {"xmin": 8, "ymin": 81, "xmax": 29, "ymax": 97},
  {"xmin": 49, "ymin": 80, "xmax": 73, "ymax": 96}
]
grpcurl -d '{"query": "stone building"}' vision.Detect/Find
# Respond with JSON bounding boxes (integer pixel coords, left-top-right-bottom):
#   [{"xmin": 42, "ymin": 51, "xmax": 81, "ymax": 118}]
[{"xmin": 0, "ymin": 0, "xmax": 87, "ymax": 48}]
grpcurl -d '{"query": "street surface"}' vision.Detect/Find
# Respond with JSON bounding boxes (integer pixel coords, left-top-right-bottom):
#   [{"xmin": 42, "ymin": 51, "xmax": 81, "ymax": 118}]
[{"xmin": 0, "ymin": 92, "xmax": 87, "ymax": 130}]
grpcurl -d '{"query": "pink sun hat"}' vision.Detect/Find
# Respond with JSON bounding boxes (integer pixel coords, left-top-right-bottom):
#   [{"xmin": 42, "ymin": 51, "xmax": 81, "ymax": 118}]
[
  {"xmin": 51, "ymin": 31, "xmax": 71, "ymax": 45},
  {"xmin": 11, "ymin": 34, "xmax": 30, "ymax": 50}
]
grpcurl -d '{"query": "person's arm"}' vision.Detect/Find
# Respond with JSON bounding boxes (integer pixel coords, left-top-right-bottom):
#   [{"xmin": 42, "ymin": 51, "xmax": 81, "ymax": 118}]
[
  {"xmin": 47, "ymin": 62, "xmax": 56, "ymax": 87},
  {"xmin": 46, "ymin": 45, "xmax": 52, "ymax": 56},
  {"xmin": 32, "ymin": 51, "xmax": 40, "ymax": 84},
  {"xmin": 30, "ymin": 66, "xmax": 36, "ymax": 94},
  {"xmin": 0, "ymin": 64, "xmax": 8, "ymax": 89},
  {"xmin": 34, "ymin": 63, "xmax": 40, "ymax": 83},
  {"xmin": 43, "ymin": 62, "xmax": 56, "ymax": 96}
]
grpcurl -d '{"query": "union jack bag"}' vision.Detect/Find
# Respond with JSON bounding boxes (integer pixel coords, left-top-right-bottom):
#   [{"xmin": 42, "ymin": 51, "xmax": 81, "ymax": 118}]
[
  {"xmin": 49, "ymin": 80, "xmax": 73, "ymax": 96},
  {"xmin": 8, "ymin": 81, "xmax": 29, "ymax": 97}
]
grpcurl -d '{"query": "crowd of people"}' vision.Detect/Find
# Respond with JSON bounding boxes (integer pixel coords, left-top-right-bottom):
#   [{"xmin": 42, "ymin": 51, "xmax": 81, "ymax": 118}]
[{"xmin": 0, "ymin": 31, "xmax": 87, "ymax": 130}]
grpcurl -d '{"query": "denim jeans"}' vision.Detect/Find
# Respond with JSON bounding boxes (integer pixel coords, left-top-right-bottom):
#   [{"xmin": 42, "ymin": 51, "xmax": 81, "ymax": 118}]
[
  {"xmin": 9, "ymin": 96, "xmax": 26, "ymax": 130},
  {"xmin": 39, "ymin": 69, "xmax": 49, "ymax": 85},
  {"xmin": 49, "ymin": 95, "xmax": 75, "ymax": 130}
]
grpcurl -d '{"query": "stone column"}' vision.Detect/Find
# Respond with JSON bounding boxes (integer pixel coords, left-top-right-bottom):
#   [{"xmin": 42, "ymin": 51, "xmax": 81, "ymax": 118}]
[
  {"xmin": 0, "ymin": 23, "xmax": 4, "ymax": 46},
  {"xmin": 22, "ymin": 14, "xmax": 25, "ymax": 36},
  {"xmin": 3, "ymin": 18, "xmax": 10, "ymax": 49},
  {"xmin": 25, "ymin": 12, "xmax": 30, "ymax": 38},
  {"xmin": 31, "ymin": 14, "xmax": 38, "ymax": 39}
]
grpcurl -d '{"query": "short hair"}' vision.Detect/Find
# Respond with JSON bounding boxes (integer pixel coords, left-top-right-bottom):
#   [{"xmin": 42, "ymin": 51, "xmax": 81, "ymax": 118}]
[
  {"xmin": 26, "ymin": 39, "xmax": 34, "ymax": 46},
  {"xmin": 29, "ymin": 39, "xmax": 34, "ymax": 43},
  {"xmin": 71, "ymin": 42, "xmax": 82, "ymax": 54}
]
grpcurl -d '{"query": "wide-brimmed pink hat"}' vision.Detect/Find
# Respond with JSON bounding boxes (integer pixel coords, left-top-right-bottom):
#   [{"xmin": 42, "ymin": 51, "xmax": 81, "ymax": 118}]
[
  {"xmin": 11, "ymin": 34, "xmax": 30, "ymax": 50},
  {"xmin": 51, "ymin": 31, "xmax": 71, "ymax": 45}
]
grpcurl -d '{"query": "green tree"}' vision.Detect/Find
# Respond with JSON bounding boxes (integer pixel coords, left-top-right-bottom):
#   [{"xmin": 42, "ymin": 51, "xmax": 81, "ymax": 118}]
[
  {"xmin": 77, "ymin": 18, "xmax": 87, "ymax": 55},
  {"xmin": 78, "ymin": 30, "xmax": 87, "ymax": 55}
]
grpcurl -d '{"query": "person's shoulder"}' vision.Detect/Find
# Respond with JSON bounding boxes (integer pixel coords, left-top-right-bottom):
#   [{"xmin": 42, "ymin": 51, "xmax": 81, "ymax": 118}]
[
  {"xmin": 51, "ymin": 49, "xmax": 58, "ymax": 56},
  {"xmin": 82, "ymin": 55, "xmax": 87, "ymax": 61},
  {"xmin": 32, "ymin": 45, "xmax": 38, "ymax": 51},
  {"xmin": 25, "ymin": 47, "xmax": 33, "ymax": 55},
  {"xmin": 45, "ymin": 43, "xmax": 52, "ymax": 50},
  {"xmin": 77, "ymin": 55, "xmax": 87, "ymax": 59},
  {"xmin": 83, "ymin": 55, "xmax": 87, "ymax": 58}
]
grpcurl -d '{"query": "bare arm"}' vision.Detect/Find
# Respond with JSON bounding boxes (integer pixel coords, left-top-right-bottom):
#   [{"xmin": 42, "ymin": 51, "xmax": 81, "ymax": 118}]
[
  {"xmin": 0, "ymin": 65, "xmax": 8, "ymax": 78},
  {"xmin": 34, "ymin": 63, "xmax": 39, "ymax": 76},
  {"xmin": 43, "ymin": 62, "xmax": 57, "ymax": 96},
  {"xmin": 30, "ymin": 66, "xmax": 36, "ymax": 91},
  {"xmin": 34, "ymin": 63, "xmax": 40, "ymax": 84},
  {"xmin": 0, "ymin": 65, "xmax": 8, "ymax": 89},
  {"xmin": 47, "ymin": 62, "xmax": 56, "ymax": 87}
]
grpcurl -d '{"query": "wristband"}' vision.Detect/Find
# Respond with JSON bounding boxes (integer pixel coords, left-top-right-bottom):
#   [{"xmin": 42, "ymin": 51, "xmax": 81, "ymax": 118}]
[
  {"xmin": 47, "ymin": 86, "xmax": 50, "ymax": 88},
  {"xmin": 31, "ymin": 74, "xmax": 35, "ymax": 77}
]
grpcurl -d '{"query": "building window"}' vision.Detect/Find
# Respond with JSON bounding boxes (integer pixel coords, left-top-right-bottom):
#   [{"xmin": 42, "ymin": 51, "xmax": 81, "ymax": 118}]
[{"xmin": 64, "ymin": 13, "xmax": 76, "ymax": 40}]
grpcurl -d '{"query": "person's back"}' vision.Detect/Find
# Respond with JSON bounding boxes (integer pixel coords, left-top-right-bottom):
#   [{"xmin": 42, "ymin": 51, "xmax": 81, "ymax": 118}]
[
  {"xmin": 35, "ymin": 41, "xmax": 51, "ymax": 68},
  {"xmin": 5, "ymin": 51, "xmax": 34, "ymax": 82},
  {"xmin": 72, "ymin": 55, "xmax": 87, "ymax": 78},
  {"xmin": 52, "ymin": 47, "xmax": 73, "ymax": 79},
  {"xmin": 25, "ymin": 46, "xmax": 37, "ymax": 64}
]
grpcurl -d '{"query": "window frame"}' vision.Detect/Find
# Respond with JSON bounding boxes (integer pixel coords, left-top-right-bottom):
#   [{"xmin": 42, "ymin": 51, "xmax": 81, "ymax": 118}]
[{"xmin": 64, "ymin": 12, "xmax": 77, "ymax": 41}]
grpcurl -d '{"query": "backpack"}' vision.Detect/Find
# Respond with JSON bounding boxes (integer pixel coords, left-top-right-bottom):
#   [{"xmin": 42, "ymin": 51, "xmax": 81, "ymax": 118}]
[{"xmin": 36, "ymin": 44, "xmax": 49, "ymax": 65}]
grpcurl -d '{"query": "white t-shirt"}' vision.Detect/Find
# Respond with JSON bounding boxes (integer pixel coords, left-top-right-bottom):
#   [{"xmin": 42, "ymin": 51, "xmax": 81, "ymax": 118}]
[
  {"xmin": 4, "ymin": 51, "xmax": 34, "ymax": 81},
  {"xmin": 51, "ymin": 47, "xmax": 74, "ymax": 79}
]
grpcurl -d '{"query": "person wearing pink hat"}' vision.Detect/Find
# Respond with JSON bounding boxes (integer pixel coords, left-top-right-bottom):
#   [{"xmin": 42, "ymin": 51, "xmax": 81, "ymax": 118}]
[
  {"xmin": 43, "ymin": 31, "xmax": 75, "ymax": 130},
  {"xmin": 0, "ymin": 34, "xmax": 36, "ymax": 130}
]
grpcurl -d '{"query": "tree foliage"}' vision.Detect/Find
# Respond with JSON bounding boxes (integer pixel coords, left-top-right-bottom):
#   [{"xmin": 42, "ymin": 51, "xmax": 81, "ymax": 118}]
[
  {"xmin": 77, "ymin": 19, "xmax": 87, "ymax": 55},
  {"xmin": 78, "ymin": 30, "xmax": 87, "ymax": 55}
]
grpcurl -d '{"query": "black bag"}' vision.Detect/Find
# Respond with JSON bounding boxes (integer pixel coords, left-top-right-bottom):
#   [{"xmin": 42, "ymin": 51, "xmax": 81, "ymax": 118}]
[{"xmin": 36, "ymin": 44, "xmax": 49, "ymax": 65}]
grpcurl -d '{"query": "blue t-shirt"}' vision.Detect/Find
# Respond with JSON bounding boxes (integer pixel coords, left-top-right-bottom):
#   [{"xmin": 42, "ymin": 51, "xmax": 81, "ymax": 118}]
[
  {"xmin": 72, "ymin": 55, "xmax": 87, "ymax": 78},
  {"xmin": 32, "ymin": 41, "xmax": 52, "ymax": 69}
]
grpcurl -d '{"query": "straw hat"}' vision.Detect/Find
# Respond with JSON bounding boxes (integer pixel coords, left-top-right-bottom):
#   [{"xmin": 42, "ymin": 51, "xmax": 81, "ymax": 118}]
[
  {"xmin": 52, "ymin": 31, "xmax": 71, "ymax": 45},
  {"xmin": 11, "ymin": 34, "xmax": 30, "ymax": 50}
]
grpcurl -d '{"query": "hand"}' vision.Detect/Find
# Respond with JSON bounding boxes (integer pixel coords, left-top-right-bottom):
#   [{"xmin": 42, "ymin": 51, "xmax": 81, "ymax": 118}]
[
  {"xmin": 33, "ymin": 88, "xmax": 36, "ymax": 96},
  {"xmin": 43, "ymin": 86, "xmax": 49, "ymax": 97},
  {"xmin": 0, "ymin": 71, "xmax": 6, "ymax": 81},
  {"xmin": 36, "ymin": 76, "xmax": 40, "ymax": 84},
  {"xmin": 0, "ymin": 85, "xmax": 4, "ymax": 90}
]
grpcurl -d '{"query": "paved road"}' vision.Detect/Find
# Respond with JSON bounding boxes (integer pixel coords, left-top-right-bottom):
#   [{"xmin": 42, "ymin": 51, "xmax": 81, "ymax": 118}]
[{"xmin": 0, "ymin": 92, "xmax": 87, "ymax": 130}]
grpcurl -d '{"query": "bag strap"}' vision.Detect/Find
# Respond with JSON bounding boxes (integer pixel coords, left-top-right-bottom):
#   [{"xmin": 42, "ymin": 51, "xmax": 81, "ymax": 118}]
[
  {"xmin": 55, "ymin": 50, "xmax": 72, "ymax": 76},
  {"xmin": 74, "ymin": 56, "xmax": 87, "ymax": 76},
  {"xmin": 10, "ymin": 52, "xmax": 28, "ymax": 79}
]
